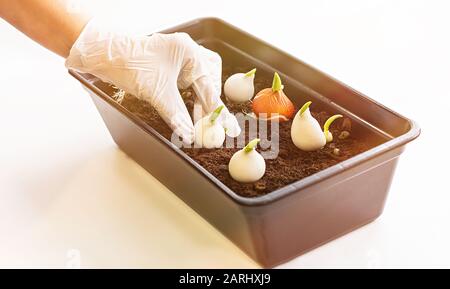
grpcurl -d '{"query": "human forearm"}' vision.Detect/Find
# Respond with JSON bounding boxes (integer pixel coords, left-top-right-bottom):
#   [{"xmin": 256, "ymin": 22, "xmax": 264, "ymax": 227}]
[{"xmin": 0, "ymin": 0, "xmax": 90, "ymax": 57}]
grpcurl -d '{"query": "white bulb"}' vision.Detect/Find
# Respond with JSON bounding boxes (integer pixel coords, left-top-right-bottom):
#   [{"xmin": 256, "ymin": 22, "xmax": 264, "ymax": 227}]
[
  {"xmin": 224, "ymin": 72, "xmax": 255, "ymax": 103},
  {"xmin": 291, "ymin": 108, "xmax": 326, "ymax": 151},
  {"xmin": 194, "ymin": 116, "xmax": 226, "ymax": 149},
  {"xmin": 229, "ymin": 149, "xmax": 266, "ymax": 183}
]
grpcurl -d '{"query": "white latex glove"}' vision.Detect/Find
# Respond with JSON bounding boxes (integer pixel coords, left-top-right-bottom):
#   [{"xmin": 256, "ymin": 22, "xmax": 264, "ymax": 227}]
[{"xmin": 66, "ymin": 20, "xmax": 241, "ymax": 144}]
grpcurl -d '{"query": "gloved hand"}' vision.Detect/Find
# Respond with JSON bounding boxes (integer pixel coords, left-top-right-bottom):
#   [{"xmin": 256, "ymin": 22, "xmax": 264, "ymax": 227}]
[{"xmin": 66, "ymin": 20, "xmax": 241, "ymax": 144}]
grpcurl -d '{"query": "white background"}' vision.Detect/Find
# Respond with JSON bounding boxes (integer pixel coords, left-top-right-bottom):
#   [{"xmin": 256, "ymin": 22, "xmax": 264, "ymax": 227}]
[{"xmin": 0, "ymin": 0, "xmax": 449, "ymax": 268}]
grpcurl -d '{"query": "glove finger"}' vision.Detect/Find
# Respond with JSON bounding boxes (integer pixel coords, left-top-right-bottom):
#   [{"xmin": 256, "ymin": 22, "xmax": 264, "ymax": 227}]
[
  {"xmin": 170, "ymin": 34, "xmax": 222, "ymax": 113},
  {"xmin": 193, "ymin": 99, "xmax": 207, "ymax": 124},
  {"xmin": 169, "ymin": 36, "xmax": 241, "ymax": 138},
  {"xmin": 191, "ymin": 47, "xmax": 222, "ymax": 113},
  {"xmin": 153, "ymin": 84, "xmax": 194, "ymax": 145},
  {"xmin": 191, "ymin": 48, "xmax": 241, "ymax": 137}
]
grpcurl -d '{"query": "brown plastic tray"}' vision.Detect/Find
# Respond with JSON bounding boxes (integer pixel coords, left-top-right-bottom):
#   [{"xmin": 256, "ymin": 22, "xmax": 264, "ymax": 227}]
[{"xmin": 69, "ymin": 18, "xmax": 420, "ymax": 268}]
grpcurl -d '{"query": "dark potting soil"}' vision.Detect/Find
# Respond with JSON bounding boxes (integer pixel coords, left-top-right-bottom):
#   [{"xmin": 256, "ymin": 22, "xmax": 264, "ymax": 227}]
[{"xmin": 114, "ymin": 67, "xmax": 369, "ymax": 198}]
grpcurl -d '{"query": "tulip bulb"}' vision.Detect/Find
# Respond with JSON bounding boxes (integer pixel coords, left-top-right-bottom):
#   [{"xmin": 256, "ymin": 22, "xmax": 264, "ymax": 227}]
[
  {"xmin": 194, "ymin": 105, "xmax": 226, "ymax": 148},
  {"xmin": 252, "ymin": 72, "xmax": 295, "ymax": 121},
  {"xmin": 291, "ymin": 101, "xmax": 343, "ymax": 151},
  {"xmin": 229, "ymin": 139, "xmax": 266, "ymax": 183},
  {"xmin": 224, "ymin": 69, "xmax": 256, "ymax": 103}
]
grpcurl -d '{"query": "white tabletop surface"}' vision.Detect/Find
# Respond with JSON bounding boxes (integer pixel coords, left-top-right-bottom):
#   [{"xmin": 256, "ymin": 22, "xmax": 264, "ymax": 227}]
[{"xmin": 1, "ymin": 0, "xmax": 449, "ymax": 268}]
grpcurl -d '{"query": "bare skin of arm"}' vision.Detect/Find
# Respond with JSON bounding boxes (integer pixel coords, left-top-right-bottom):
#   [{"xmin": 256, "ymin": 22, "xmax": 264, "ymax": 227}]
[{"xmin": 0, "ymin": 0, "xmax": 90, "ymax": 57}]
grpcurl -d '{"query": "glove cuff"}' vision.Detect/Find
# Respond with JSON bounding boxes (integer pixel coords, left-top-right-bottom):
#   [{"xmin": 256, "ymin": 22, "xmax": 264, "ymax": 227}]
[{"xmin": 65, "ymin": 18, "xmax": 117, "ymax": 75}]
